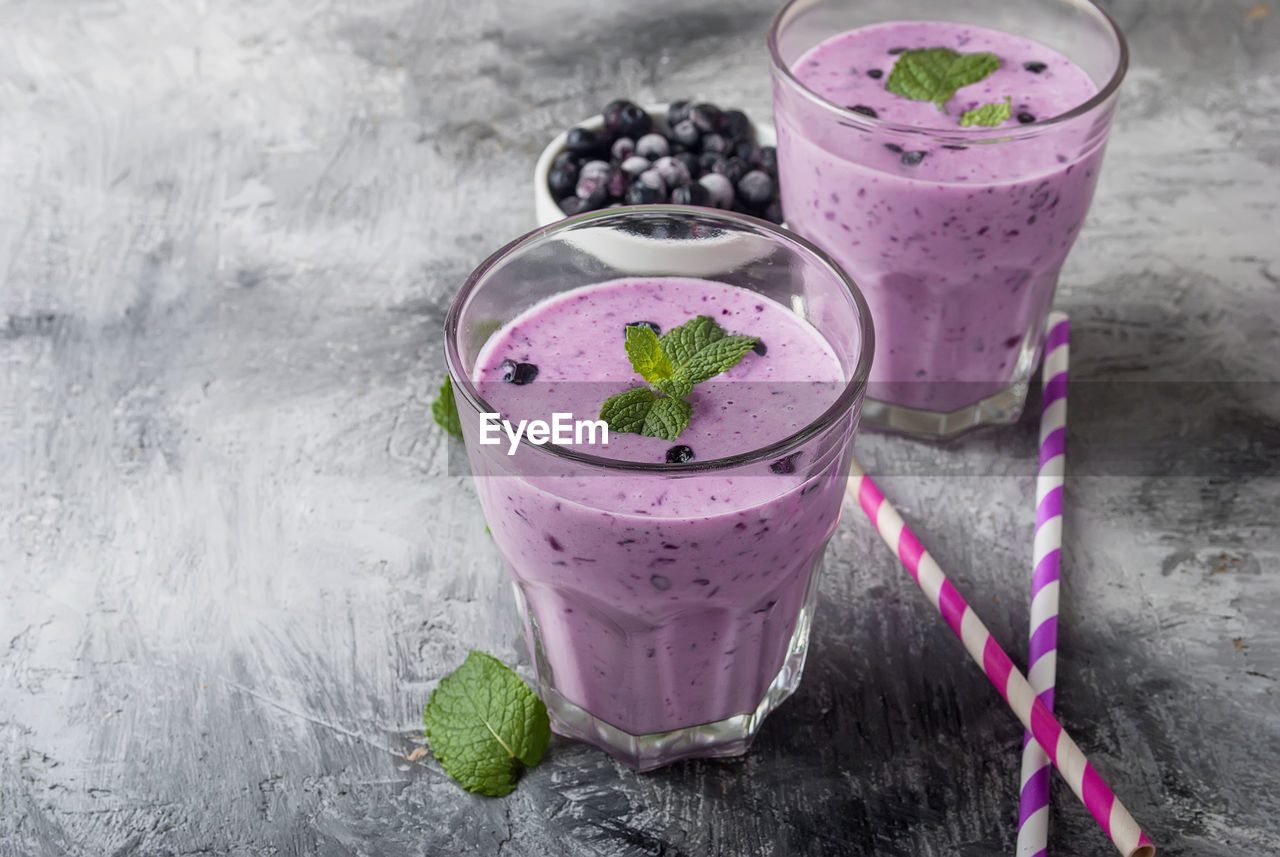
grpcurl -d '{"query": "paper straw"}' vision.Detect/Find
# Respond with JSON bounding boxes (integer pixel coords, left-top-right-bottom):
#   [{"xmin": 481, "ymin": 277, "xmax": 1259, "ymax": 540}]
[
  {"xmin": 845, "ymin": 461, "xmax": 1154, "ymax": 857},
  {"xmin": 1017, "ymin": 311, "xmax": 1071, "ymax": 857}
]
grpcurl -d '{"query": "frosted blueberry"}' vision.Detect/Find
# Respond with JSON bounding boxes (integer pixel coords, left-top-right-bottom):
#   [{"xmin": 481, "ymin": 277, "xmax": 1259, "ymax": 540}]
[
  {"xmin": 636, "ymin": 133, "xmax": 670, "ymax": 160},
  {"xmin": 672, "ymin": 119, "xmax": 701, "ymax": 149},
  {"xmin": 637, "ymin": 169, "xmax": 665, "ymax": 191},
  {"xmin": 611, "ymin": 136, "xmax": 636, "ymax": 161},
  {"xmin": 698, "ymin": 173, "xmax": 735, "ymax": 208},
  {"xmin": 737, "ymin": 170, "xmax": 774, "ymax": 208},
  {"xmin": 620, "ymin": 155, "xmax": 652, "ymax": 176},
  {"xmin": 625, "ymin": 182, "xmax": 664, "ymax": 204},
  {"xmin": 670, "ymin": 182, "xmax": 709, "ymax": 206},
  {"xmin": 652, "ymin": 156, "xmax": 691, "ymax": 188}
]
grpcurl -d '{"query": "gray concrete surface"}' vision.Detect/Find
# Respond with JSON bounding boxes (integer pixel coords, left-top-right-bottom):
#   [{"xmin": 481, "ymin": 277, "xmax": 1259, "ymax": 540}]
[{"xmin": 1, "ymin": 0, "xmax": 1277, "ymax": 854}]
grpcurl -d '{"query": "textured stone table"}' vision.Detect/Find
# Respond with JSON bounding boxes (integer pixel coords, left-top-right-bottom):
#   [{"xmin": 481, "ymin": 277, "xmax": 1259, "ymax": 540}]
[{"xmin": 2, "ymin": 1, "xmax": 1277, "ymax": 854}]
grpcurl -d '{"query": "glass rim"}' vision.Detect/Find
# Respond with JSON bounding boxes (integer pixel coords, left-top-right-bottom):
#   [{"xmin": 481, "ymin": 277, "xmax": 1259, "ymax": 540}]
[
  {"xmin": 766, "ymin": 0, "xmax": 1129, "ymax": 142},
  {"xmin": 444, "ymin": 205, "xmax": 876, "ymax": 475}
]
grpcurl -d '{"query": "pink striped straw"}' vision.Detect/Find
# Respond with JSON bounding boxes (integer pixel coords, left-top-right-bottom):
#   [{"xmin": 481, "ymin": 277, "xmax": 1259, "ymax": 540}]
[
  {"xmin": 845, "ymin": 460, "xmax": 1154, "ymax": 857},
  {"xmin": 1017, "ymin": 311, "xmax": 1072, "ymax": 856}
]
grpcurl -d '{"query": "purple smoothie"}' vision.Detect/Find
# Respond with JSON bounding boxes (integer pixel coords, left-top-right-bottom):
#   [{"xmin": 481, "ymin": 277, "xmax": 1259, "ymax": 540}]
[
  {"xmin": 774, "ymin": 21, "xmax": 1104, "ymax": 413},
  {"xmin": 470, "ymin": 277, "xmax": 850, "ymax": 744}
]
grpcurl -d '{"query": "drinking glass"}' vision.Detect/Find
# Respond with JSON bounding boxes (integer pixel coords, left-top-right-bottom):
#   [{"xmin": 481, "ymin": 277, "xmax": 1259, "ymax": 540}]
[
  {"xmin": 444, "ymin": 207, "xmax": 874, "ymax": 770},
  {"xmin": 769, "ymin": 0, "xmax": 1126, "ymax": 437}
]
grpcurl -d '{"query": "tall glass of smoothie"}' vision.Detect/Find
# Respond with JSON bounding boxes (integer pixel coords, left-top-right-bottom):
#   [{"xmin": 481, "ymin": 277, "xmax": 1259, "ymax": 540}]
[
  {"xmin": 445, "ymin": 207, "xmax": 874, "ymax": 770},
  {"xmin": 769, "ymin": 0, "xmax": 1126, "ymax": 438}
]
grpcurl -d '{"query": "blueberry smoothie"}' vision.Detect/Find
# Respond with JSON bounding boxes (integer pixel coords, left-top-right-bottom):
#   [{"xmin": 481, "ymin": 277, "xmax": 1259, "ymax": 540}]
[
  {"xmin": 773, "ymin": 20, "xmax": 1109, "ymax": 415},
  {"xmin": 468, "ymin": 277, "xmax": 854, "ymax": 762}
]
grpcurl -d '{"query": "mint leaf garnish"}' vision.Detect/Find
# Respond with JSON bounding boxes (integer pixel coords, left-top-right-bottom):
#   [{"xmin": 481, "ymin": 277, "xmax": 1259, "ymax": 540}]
[
  {"xmin": 432, "ymin": 376, "xmax": 463, "ymax": 438},
  {"xmin": 658, "ymin": 316, "xmax": 760, "ymax": 386},
  {"xmin": 624, "ymin": 324, "xmax": 675, "ymax": 386},
  {"xmin": 886, "ymin": 48, "xmax": 1000, "ymax": 111},
  {"xmin": 422, "ymin": 651, "xmax": 550, "ymax": 797},
  {"xmin": 959, "ymin": 96, "xmax": 1011, "ymax": 127},
  {"xmin": 599, "ymin": 387, "xmax": 692, "ymax": 441},
  {"xmin": 602, "ymin": 315, "xmax": 759, "ymax": 443}
]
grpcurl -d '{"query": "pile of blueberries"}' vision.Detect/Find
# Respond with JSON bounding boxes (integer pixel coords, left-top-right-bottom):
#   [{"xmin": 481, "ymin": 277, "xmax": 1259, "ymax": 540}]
[{"xmin": 549, "ymin": 99, "xmax": 783, "ymax": 224}]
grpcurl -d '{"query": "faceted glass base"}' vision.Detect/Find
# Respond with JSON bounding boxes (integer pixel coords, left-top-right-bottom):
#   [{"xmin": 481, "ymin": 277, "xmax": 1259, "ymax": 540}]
[
  {"xmin": 537, "ymin": 584, "xmax": 821, "ymax": 772},
  {"xmin": 859, "ymin": 380, "xmax": 1029, "ymax": 440}
]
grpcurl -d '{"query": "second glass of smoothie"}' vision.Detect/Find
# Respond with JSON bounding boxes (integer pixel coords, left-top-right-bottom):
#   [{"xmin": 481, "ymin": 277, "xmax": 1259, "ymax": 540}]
[
  {"xmin": 770, "ymin": 0, "xmax": 1126, "ymax": 438},
  {"xmin": 445, "ymin": 207, "xmax": 874, "ymax": 770}
]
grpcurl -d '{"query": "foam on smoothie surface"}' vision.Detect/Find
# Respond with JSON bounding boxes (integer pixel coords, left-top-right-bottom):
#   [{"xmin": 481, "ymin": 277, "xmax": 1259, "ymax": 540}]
[{"xmin": 473, "ymin": 277, "xmax": 845, "ymax": 468}]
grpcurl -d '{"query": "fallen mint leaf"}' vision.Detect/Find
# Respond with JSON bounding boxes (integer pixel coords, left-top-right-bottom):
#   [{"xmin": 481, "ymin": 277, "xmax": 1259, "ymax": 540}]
[
  {"xmin": 432, "ymin": 376, "xmax": 463, "ymax": 438},
  {"xmin": 422, "ymin": 651, "xmax": 550, "ymax": 797}
]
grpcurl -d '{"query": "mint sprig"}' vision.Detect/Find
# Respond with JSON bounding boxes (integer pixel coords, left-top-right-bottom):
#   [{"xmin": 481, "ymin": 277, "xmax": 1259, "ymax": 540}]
[
  {"xmin": 600, "ymin": 316, "xmax": 759, "ymax": 442},
  {"xmin": 885, "ymin": 48, "xmax": 1000, "ymax": 111},
  {"xmin": 960, "ymin": 96, "xmax": 1011, "ymax": 127},
  {"xmin": 422, "ymin": 651, "xmax": 551, "ymax": 797},
  {"xmin": 432, "ymin": 376, "xmax": 463, "ymax": 438}
]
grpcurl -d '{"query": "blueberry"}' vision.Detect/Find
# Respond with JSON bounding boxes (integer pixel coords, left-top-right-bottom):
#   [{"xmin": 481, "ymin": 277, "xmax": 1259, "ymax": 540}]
[
  {"xmin": 752, "ymin": 340, "xmax": 767, "ymax": 356},
  {"xmin": 652, "ymin": 155, "xmax": 691, "ymax": 188},
  {"xmin": 636, "ymin": 168, "xmax": 665, "ymax": 191},
  {"xmin": 672, "ymin": 119, "xmax": 701, "ymax": 149},
  {"xmin": 689, "ymin": 102, "xmax": 723, "ymax": 133},
  {"xmin": 1017, "ymin": 112, "xmax": 1036, "ymax": 124},
  {"xmin": 736, "ymin": 170, "xmax": 774, "ymax": 208},
  {"xmin": 698, "ymin": 173, "xmax": 735, "ymax": 208},
  {"xmin": 558, "ymin": 196, "xmax": 589, "ymax": 215},
  {"xmin": 769, "ymin": 452, "xmax": 801, "ymax": 474},
  {"xmin": 625, "ymin": 182, "xmax": 664, "ymax": 204},
  {"xmin": 500, "ymin": 359, "xmax": 538, "ymax": 385},
  {"xmin": 565, "ymin": 127, "xmax": 602, "ymax": 156},
  {"xmin": 666, "ymin": 445, "xmax": 695, "ymax": 463},
  {"xmin": 721, "ymin": 109, "xmax": 751, "ymax": 142},
  {"xmin": 611, "ymin": 136, "xmax": 636, "ymax": 161},
  {"xmin": 1023, "ymin": 61, "xmax": 1047, "ymax": 73},
  {"xmin": 867, "ymin": 68, "xmax": 883, "ymax": 79},
  {"xmin": 667, "ymin": 99, "xmax": 693, "ymax": 127},
  {"xmin": 701, "ymin": 133, "xmax": 731, "ymax": 155},
  {"xmin": 636, "ymin": 133, "xmax": 670, "ymax": 160},
  {"xmin": 579, "ymin": 159, "xmax": 612, "ymax": 180},
  {"xmin": 758, "ymin": 146, "xmax": 777, "ymax": 173},
  {"xmin": 763, "ymin": 199, "xmax": 784, "ymax": 224},
  {"xmin": 602, "ymin": 99, "xmax": 633, "ymax": 136},
  {"xmin": 620, "ymin": 155, "xmax": 651, "ymax": 176},
  {"xmin": 849, "ymin": 104, "xmax": 878, "ymax": 119},
  {"xmin": 650, "ymin": 573, "xmax": 672, "ymax": 590},
  {"xmin": 548, "ymin": 164, "xmax": 578, "ymax": 198},
  {"xmin": 626, "ymin": 320, "xmax": 661, "ymax": 336},
  {"xmin": 901, "ymin": 150, "xmax": 927, "ymax": 167},
  {"xmin": 883, "ymin": 142, "xmax": 904, "ymax": 154},
  {"xmin": 575, "ymin": 170, "xmax": 611, "ymax": 199},
  {"xmin": 552, "ymin": 150, "xmax": 577, "ymax": 172},
  {"xmin": 607, "ymin": 168, "xmax": 631, "ymax": 199},
  {"xmin": 734, "ymin": 140, "xmax": 760, "ymax": 164},
  {"xmin": 670, "ymin": 182, "xmax": 709, "ymax": 206},
  {"xmin": 698, "ymin": 151, "xmax": 721, "ymax": 173},
  {"xmin": 712, "ymin": 155, "xmax": 747, "ymax": 185},
  {"xmin": 617, "ymin": 103, "xmax": 653, "ymax": 139},
  {"xmin": 675, "ymin": 151, "xmax": 701, "ymax": 178}
]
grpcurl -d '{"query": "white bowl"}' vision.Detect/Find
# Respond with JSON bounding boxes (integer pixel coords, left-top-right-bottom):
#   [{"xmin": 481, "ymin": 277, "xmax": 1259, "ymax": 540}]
[{"xmin": 533, "ymin": 102, "xmax": 778, "ymax": 227}]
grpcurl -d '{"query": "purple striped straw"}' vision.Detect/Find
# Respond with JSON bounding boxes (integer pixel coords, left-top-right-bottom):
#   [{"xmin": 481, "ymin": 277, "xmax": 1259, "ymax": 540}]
[
  {"xmin": 1017, "ymin": 312, "xmax": 1071, "ymax": 857},
  {"xmin": 846, "ymin": 460, "xmax": 1154, "ymax": 857}
]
